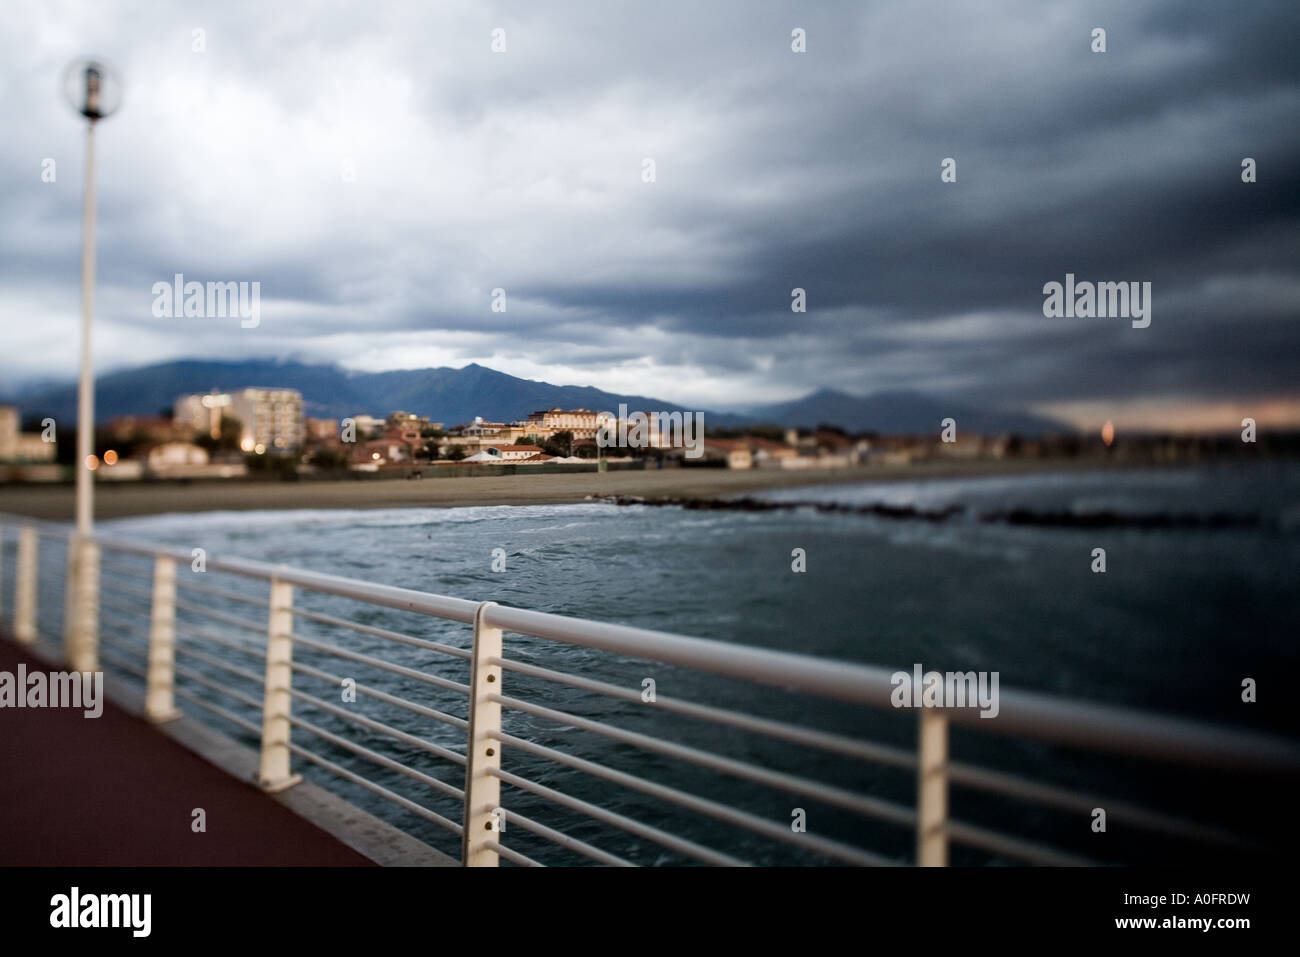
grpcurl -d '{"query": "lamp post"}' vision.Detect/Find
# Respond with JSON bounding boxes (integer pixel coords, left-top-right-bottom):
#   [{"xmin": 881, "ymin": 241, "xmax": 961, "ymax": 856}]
[{"xmin": 62, "ymin": 58, "xmax": 121, "ymax": 671}]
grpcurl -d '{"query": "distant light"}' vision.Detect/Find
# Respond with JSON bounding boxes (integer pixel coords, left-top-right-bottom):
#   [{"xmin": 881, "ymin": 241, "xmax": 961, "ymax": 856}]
[
  {"xmin": 103, "ymin": 449, "xmax": 118, "ymax": 465},
  {"xmin": 254, "ymin": 443, "xmax": 266, "ymax": 455},
  {"xmin": 240, "ymin": 437, "xmax": 255, "ymax": 452},
  {"xmin": 85, "ymin": 454, "xmax": 99, "ymax": 471},
  {"xmin": 372, "ymin": 452, "xmax": 381, "ymax": 460},
  {"xmin": 1101, "ymin": 421, "xmax": 1115, "ymax": 447}
]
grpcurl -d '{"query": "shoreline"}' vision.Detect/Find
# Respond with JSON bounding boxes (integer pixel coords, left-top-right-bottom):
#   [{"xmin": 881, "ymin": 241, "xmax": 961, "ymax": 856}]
[{"xmin": 0, "ymin": 458, "xmax": 1165, "ymax": 521}]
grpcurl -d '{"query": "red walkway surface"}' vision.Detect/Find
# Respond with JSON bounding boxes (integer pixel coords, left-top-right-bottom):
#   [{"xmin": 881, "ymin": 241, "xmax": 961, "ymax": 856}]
[{"xmin": 0, "ymin": 637, "xmax": 373, "ymax": 866}]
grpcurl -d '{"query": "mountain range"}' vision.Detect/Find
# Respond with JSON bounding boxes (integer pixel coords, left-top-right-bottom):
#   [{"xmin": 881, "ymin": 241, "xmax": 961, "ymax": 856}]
[{"xmin": 1, "ymin": 359, "xmax": 1072, "ymax": 436}]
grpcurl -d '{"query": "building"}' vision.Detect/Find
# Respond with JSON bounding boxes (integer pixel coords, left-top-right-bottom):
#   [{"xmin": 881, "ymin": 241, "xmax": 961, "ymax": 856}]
[
  {"xmin": 700, "ymin": 438, "xmax": 753, "ymax": 470},
  {"xmin": 385, "ymin": 411, "xmax": 432, "ymax": 434},
  {"xmin": 0, "ymin": 406, "xmax": 20, "ymax": 458},
  {"xmin": 746, "ymin": 436, "xmax": 799, "ymax": 468},
  {"xmin": 304, "ymin": 417, "xmax": 339, "ymax": 442},
  {"xmin": 352, "ymin": 427, "xmax": 425, "ymax": 466},
  {"xmin": 524, "ymin": 409, "xmax": 610, "ymax": 442},
  {"xmin": 0, "ymin": 406, "xmax": 56, "ymax": 463},
  {"xmin": 174, "ymin": 392, "xmax": 230, "ymax": 440},
  {"xmin": 459, "ymin": 445, "xmax": 554, "ymax": 464},
  {"xmin": 175, "ymin": 388, "xmax": 303, "ymax": 452},
  {"xmin": 457, "ymin": 417, "xmax": 508, "ymax": 437},
  {"xmin": 147, "ymin": 441, "xmax": 209, "ymax": 470},
  {"xmin": 347, "ymin": 414, "xmax": 385, "ymax": 439}
]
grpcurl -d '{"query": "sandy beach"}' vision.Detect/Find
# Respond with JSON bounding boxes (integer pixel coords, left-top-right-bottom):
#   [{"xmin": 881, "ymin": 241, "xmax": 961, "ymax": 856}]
[{"xmin": 0, "ymin": 458, "xmax": 1127, "ymax": 521}]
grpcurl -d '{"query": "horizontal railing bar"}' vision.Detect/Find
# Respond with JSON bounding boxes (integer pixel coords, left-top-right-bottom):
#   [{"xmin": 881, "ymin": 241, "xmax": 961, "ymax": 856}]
[
  {"xmin": 947, "ymin": 761, "xmax": 1253, "ymax": 849},
  {"xmin": 173, "ymin": 686, "xmax": 262, "ymax": 736},
  {"xmin": 174, "ymin": 662, "xmax": 264, "ymax": 712},
  {"xmin": 2, "ymin": 514, "xmax": 70, "ymax": 535},
  {"xmin": 953, "ymin": 689, "xmax": 1300, "ymax": 772},
  {"xmin": 493, "ymin": 730, "xmax": 892, "ymax": 867},
  {"xmin": 494, "ymin": 655, "xmax": 916, "ymax": 769},
  {"xmin": 176, "ymin": 578, "xmax": 270, "ymax": 608},
  {"xmin": 91, "ymin": 534, "xmax": 481, "ymax": 623},
  {"xmin": 484, "ymin": 841, "xmax": 543, "ymax": 867},
  {"xmin": 175, "ymin": 622, "xmax": 265, "ymax": 661},
  {"xmin": 484, "ymin": 603, "xmax": 892, "ymax": 707},
  {"xmin": 290, "ymin": 660, "xmax": 467, "ymax": 731},
  {"xmin": 174, "ymin": 598, "xmax": 266, "ymax": 635},
  {"xmin": 292, "ymin": 606, "xmax": 471, "ymax": 661},
  {"xmin": 288, "ymin": 687, "xmax": 467, "ymax": 769},
  {"xmin": 945, "ymin": 820, "xmax": 1096, "ymax": 866},
  {"xmin": 479, "ymin": 609, "xmax": 1300, "ymax": 773},
  {"xmin": 287, "ymin": 741, "xmax": 463, "ymax": 837},
  {"xmin": 174, "ymin": 643, "xmax": 266, "ymax": 688},
  {"xmin": 288, "ymin": 713, "xmax": 465, "ymax": 802},
  {"xmin": 498, "ymin": 809, "xmax": 636, "ymax": 867},
  {"xmin": 73, "ymin": 523, "xmax": 1300, "ymax": 772},
  {"xmin": 288, "ymin": 633, "xmax": 470, "ymax": 697},
  {"xmin": 491, "ymin": 766, "xmax": 745, "ymax": 866},
  {"xmin": 492, "ymin": 692, "xmax": 913, "ymax": 828}
]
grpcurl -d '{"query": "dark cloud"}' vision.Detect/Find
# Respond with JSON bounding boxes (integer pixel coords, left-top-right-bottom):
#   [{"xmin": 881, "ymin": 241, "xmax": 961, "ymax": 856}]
[{"xmin": 0, "ymin": 0, "xmax": 1295, "ymax": 421}]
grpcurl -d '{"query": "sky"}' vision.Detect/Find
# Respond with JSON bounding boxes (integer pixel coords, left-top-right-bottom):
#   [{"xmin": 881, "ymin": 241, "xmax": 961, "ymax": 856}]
[{"xmin": 0, "ymin": 0, "xmax": 1296, "ymax": 429}]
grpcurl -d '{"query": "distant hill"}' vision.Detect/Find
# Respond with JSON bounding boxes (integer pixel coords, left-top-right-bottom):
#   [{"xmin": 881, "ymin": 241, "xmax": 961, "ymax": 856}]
[
  {"xmin": 1, "ymin": 359, "xmax": 727, "ymax": 428},
  {"xmin": 743, "ymin": 388, "xmax": 1070, "ymax": 436},
  {"xmin": 1, "ymin": 360, "xmax": 1071, "ymax": 436}
]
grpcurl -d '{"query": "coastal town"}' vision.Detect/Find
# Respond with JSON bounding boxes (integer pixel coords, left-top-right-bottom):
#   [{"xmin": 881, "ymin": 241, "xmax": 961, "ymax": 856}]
[
  {"xmin": 0, "ymin": 384, "xmax": 1266, "ymax": 486},
  {"xmin": 2, "ymin": 387, "xmax": 883, "ymax": 481}
]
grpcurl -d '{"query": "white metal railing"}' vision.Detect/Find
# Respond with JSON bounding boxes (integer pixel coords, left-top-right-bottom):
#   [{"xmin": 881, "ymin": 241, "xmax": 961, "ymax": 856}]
[{"xmin": 1, "ymin": 513, "xmax": 1297, "ymax": 866}]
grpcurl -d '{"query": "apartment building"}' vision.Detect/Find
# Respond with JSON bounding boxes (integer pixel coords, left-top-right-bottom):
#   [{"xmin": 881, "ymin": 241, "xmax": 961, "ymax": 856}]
[
  {"xmin": 523, "ymin": 408, "xmax": 614, "ymax": 442},
  {"xmin": 175, "ymin": 388, "xmax": 303, "ymax": 452}
]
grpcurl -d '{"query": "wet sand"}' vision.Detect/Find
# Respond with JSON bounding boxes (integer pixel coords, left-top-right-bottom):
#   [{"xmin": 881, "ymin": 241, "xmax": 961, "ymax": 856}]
[{"xmin": 0, "ymin": 458, "xmax": 1116, "ymax": 521}]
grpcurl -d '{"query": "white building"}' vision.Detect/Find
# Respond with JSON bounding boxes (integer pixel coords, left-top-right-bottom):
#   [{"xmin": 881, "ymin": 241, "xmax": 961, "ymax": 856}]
[
  {"xmin": 461, "ymin": 445, "xmax": 552, "ymax": 464},
  {"xmin": 147, "ymin": 442, "xmax": 209, "ymax": 469},
  {"xmin": 175, "ymin": 388, "xmax": 303, "ymax": 451}
]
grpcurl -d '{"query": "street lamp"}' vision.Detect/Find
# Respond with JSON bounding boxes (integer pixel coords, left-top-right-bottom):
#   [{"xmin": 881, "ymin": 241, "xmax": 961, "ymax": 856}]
[
  {"xmin": 62, "ymin": 58, "xmax": 121, "ymax": 672},
  {"xmin": 63, "ymin": 58, "xmax": 121, "ymax": 534}
]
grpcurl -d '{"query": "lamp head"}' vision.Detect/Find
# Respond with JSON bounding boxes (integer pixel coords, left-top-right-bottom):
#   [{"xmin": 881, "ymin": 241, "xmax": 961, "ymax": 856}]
[{"xmin": 63, "ymin": 58, "xmax": 122, "ymax": 121}]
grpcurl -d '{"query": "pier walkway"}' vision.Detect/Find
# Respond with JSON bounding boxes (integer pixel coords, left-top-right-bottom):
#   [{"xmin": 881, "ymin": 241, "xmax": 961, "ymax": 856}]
[{"xmin": 0, "ymin": 635, "xmax": 373, "ymax": 866}]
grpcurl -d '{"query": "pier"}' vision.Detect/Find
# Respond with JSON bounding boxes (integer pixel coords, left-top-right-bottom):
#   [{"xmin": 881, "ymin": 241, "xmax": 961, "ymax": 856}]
[{"xmin": 2, "ymin": 511, "xmax": 1297, "ymax": 866}]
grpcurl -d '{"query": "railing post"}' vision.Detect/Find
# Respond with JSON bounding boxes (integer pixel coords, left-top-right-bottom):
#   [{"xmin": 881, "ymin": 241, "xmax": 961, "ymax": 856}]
[
  {"xmin": 14, "ymin": 525, "xmax": 38, "ymax": 644},
  {"xmin": 462, "ymin": 601, "xmax": 502, "ymax": 866},
  {"xmin": 916, "ymin": 709, "xmax": 949, "ymax": 866},
  {"xmin": 0, "ymin": 522, "xmax": 5, "ymax": 621},
  {"xmin": 145, "ymin": 555, "xmax": 182, "ymax": 722},
  {"xmin": 63, "ymin": 532, "xmax": 99, "ymax": 672},
  {"xmin": 257, "ymin": 573, "xmax": 301, "ymax": 792}
]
